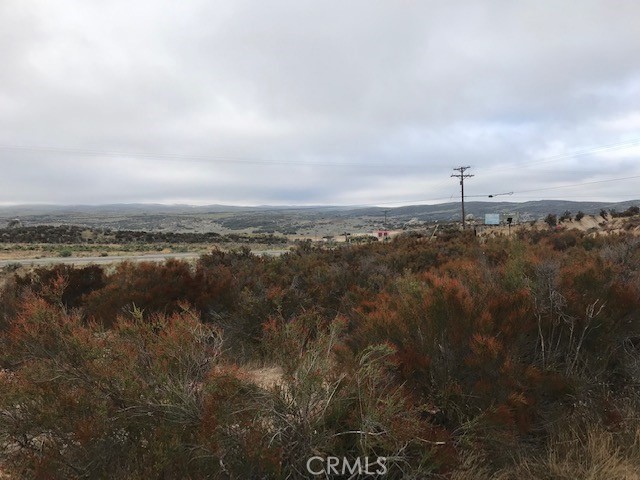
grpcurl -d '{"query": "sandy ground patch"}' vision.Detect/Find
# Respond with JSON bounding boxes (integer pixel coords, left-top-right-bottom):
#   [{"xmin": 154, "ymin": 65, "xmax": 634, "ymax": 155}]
[{"xmin": 246, "ymin": 366, "xmax": 284, "ymax": 389}]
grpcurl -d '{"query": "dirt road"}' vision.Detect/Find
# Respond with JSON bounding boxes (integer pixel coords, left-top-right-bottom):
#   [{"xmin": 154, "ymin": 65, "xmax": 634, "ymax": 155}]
[{"xmin": 0, "ymin": 249, "xmax": 289, "ymax": 268}]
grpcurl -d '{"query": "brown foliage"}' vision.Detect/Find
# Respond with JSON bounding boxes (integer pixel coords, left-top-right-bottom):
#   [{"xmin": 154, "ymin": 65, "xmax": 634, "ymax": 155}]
[{"xmin": 1, "ymin": 229, "xmax": 640, "ymax": 476}]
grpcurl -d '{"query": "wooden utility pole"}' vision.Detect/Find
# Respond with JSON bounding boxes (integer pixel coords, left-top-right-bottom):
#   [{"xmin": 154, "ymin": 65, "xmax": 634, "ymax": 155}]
[
  {"xmin": 382, "ymin": 209, "xmax": 390, "ymax": 227},
  {"xmin": 451, "ymin": 166, "xmax": 474, "ymax": 230}
]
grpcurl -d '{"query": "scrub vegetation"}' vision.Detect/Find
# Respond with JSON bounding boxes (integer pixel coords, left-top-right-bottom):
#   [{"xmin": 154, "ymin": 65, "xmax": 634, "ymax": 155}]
[{"xmin": 1, "ymin": 227, "xmax": 640, "ymax": 478}]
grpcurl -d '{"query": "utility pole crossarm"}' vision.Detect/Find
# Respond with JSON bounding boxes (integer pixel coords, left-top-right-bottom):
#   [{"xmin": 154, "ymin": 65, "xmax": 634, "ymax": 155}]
[
  {"xmin": 451, "ymin": 166, "xmax": 474, "ymax": 230},
  {"xmin": 382, "ymin": 209, "xmax": 390, "ymax": 228}
]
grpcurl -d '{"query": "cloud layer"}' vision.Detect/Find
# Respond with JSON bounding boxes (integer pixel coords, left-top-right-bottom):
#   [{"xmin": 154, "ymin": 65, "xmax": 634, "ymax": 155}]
[{"xmin": 1, "ymin": 0, "xmax": 639, "ymax": 205}]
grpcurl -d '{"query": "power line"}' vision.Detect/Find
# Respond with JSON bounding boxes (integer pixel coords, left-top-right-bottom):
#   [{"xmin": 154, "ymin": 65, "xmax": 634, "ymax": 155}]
[
  {"xmin": 482, "ymin": 138, "xmax": 640, "ymax": 173},
  {"xmin": 368, "ymin": 192, "xmax": 639, "ymax": 206},
  {"xmin": 1, "ymin": 140, "xmax": 638, "ymax": 209},
  {"xmin": 321, "ymin": 195, "xmax": 458, "ymax": 207},
  {"xmin": 382, "ymin": 209, "xmax": 390, "ymax": 227},
  {"xmin": 0, "ymin": 144, "xmax": 403, "ymax": 168},
  {"xmin": 451, "ymin": 166, "xmax": 473, "ymax": 229},
  {"xmin": 464, "ymin": 174, "xmax": 640, "ymax": 200},
  {"xmin": 1, "ymin": 137, "xmax": 639, "ymax": 170},
  {"xmin": 514, "ymin": 174, "xmax": 640, "ymax": 194},
  {"xmin": 253, "ymin": 172, "xmax": 639, "ymax": 208},
  {"xmin": 508, "ymin": 194, "xmax": 639, "ymax": 199}
]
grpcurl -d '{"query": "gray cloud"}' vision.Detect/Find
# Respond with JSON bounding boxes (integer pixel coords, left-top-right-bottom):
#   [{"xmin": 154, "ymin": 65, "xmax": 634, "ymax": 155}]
[{"xmin": 1, "ymin": 0, "xmax": 639, "ymax": 205}]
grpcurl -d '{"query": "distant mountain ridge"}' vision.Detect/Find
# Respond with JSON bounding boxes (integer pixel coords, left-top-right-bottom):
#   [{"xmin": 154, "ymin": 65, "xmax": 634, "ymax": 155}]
[
  {"xmin": 347, "ymin": 199, "xmax": 640, "ymax": 222},
  {"xmin": 0, "ymin": 200, "xmax": 638, "ymax": 221},
  {"xmin": 0, "ymin": 200, "xmax": 640, "ymax": 220},
  {"xmin": 1, "ymin": 200, "xmax": 638, "ymax": 235}
]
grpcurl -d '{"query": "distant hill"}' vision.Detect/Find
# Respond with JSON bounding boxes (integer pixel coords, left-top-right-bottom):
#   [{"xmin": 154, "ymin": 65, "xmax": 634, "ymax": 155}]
[
  {"xmin": 1, "ymin": 199, "xmax": 638, "ymax": 233},
  {"xmin": 1, "ymin": 199, "xmax": 638, "ymax": 219},
  {"xmin": 0, "ymin": 203, "xmax": 256, "ymax": 216},
  {"xmin": 325, "ymin": 199, "xmax": 640, "ymax": 222}
]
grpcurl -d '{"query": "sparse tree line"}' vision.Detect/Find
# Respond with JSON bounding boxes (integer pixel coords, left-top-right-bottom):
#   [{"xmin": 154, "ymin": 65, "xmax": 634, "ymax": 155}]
[
  {"xmin": 0, "ymin": 229, "xmax": 640, "ymax": 478},
  {"xmin": 0, "ymin": 225, "xmax": 287, "ymax": 245},
  {"xmin": 544, "ymin": 205, "xmax": 639, "ymax": 227},
  {"xmin": 605, "ymin": 205, "xmax": 640, "ymax": 218}
]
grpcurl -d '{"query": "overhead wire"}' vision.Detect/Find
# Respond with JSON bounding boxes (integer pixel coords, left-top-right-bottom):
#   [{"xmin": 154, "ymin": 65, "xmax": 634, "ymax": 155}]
[
  {"xmin": 0, "ymin": 144, "xmax": 405, "ymax": 168},
  {"xmin": 1, "ymin": 137, "xmax": 639, "ymax": 170},
  {"xmin": 480, "ymin": 138, "xmax": 640, "ymax": 173},
  {"xmin": 511, "ymin": 174, "xmax": 640, "ymax": 194},
  {"xmin": 372, "ymin": 174, "xmax": 640, "ymax": 208},
  {"xmin": 0, "ymin": 139, "xmax": 638, "ymax": 207}
]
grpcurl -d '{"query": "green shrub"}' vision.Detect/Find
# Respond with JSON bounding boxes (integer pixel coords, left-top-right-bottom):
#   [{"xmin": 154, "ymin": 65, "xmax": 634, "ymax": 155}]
[
  {"xmin": 545, "ymin": 213, "xmax": 558, "ymax": 227},
  {"xmin": 559, "ymin": 210, "xmax": 572, "ymax": 222}
]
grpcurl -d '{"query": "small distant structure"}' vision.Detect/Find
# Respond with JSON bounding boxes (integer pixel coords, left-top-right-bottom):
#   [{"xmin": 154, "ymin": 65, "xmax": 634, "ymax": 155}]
[
  {"xmin": 376, "ymin": 230, "xmax": 390, "ymax": 241},
  {"xmin": 7, "ymin": 218, "xmax": 23, "ymax": 228},
  {"xmin": 484, "ymin": 214, "xmax": 500, "ymax": 226},
  {"xmin": 484, "ymin": 213, "xmax": 519, "ymax": 226},
  {"xmin": 501, "ymin": 213, "xmax": 519, "ymax": 225}
]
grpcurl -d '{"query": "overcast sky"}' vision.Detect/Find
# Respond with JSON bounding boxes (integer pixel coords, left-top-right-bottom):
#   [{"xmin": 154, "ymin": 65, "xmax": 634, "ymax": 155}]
[{"xmin": 1, "ymin": 0, "xmax": 639, "ymax": 206}]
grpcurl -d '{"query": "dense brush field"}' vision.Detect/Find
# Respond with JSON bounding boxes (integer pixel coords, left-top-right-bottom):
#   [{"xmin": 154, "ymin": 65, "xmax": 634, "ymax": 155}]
[{"xmin": 1, "ymin": 228, "xmax": 640, "ymax": 479}]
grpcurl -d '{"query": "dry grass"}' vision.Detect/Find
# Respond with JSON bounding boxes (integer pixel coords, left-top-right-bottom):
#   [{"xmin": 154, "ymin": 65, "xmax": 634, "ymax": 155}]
[
  {"xmin": 450, "ymin": 401, "xmax": 640, "ymax": 480},
  {"xmin": 499, "ymin": 426, "xmax": 640, "ymax": 480},
  {"xmin": 245, "ymin": 365, "xmax": 284, "ymax": 389}
]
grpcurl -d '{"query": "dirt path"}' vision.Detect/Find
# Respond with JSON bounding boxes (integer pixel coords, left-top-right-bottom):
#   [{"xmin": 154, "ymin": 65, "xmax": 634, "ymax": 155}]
[{"xmin": 0, "ymin": 249, "xmax": 289, "ymax": 268}]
